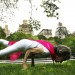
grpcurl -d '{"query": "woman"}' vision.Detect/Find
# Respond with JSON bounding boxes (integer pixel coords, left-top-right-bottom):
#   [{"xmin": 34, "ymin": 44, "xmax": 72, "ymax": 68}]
[{"xmin": 0, "ymin": 39, "xmax": 71, "ymax": 69}]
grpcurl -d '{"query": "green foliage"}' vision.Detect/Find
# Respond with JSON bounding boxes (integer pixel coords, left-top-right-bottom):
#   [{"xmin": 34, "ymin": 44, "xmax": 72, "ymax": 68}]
[
  {"xmin": 53, "ymin": 35, "xmax": 75, "ymax": 53},
  {"xmin": 0, "ymin": 60, "xmax": 75, "ymax": 75},
  {"xmin": 0, "ymin": 43, "xmax": 7, "ymax": 50},
  {"xmin": 7, "ymin": 32, "xmax": 38, "ymax": 41},
  {"xmin": 37, "ymin": 35, "xmax": 47, "ymax": 40},
  {"xmin": 31, "ymin": 35, "xmax": 38, "ymax": 40},
  {"xmin": 7, "ymin": 32, "xmax": 28, "ymax": 41},
  {"xmin": 0, "ymin": 43, "xmax": 8, "ymax": 60},
  {"xmin": 62, "ymin": 35, "xmax": 75, "ymax": 53},
  {"xmin": 47, "ymin": 37, "xmax": 56, "ymax": 45},
  {"xmin": 54, "ymin": 36, "xmax": 62, "ymax": 45},
  {"xmin": 0, "ymin": 26, "xmax": 6, "ymax": 39}
]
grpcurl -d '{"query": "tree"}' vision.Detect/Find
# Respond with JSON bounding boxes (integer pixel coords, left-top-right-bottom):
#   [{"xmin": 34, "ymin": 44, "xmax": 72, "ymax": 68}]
[
  {"xmin": 47, "ymin": 37, "xmax": 56, "ymax": 45},
  {"xmin": 54, "ymin": 36, "xmax": 62, "ymax": 45},
  {"xmin": 37, "ymin": 35, "xmax": 47, "ymax": 40},
  {"xmin": 0, "ymin": 0, "xmax": 18, "ymax": 22},
  {"xmin": 28, "ymin": 0, "xmax": 41, "ymax": 30},
  {"xmin": 0, "ymin": 0, "xmax": 41, "ymax": 31},
  {"xmin": 62, "ymin": 35, "xmax": 75, "ymax": 53},
  {"xmin": 0, "ymin": 26, "xmax": 6, "ymax": 38},
  {"xmin": 29, "ymin": 19, "xmax": 41, "ymax": 30},
  {"xmin": 7, "ymin": 32, "xmax": 32, "ymax": 41},
  {"xmin": 0, "ymin": 27, "xmax": 6, "ymax": 57},
  {"xmin": 41, "ymin": 0, "xmax": 60, "ymax": 19},
  {"xmin": 7, "ymin": 32, "xmax": 38, "ymax": 41}
]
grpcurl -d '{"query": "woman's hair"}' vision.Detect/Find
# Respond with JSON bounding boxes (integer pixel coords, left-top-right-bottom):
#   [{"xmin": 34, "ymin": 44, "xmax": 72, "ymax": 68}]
[{"xmin": 54, "ymin": 45, "xmax": 71, "ymax": 61}]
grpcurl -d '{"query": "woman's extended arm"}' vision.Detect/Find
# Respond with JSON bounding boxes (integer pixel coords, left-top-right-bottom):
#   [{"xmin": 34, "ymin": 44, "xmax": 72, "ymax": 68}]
[{"xmin": 23, "ymin": 47, "xmax": 44, "ymax": 70}]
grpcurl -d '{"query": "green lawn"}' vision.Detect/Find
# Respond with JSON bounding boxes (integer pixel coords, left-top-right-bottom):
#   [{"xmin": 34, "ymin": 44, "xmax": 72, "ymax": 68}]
[{"xmin": 0, "ymin": 60, "xmax": 75, "ymax": 75}]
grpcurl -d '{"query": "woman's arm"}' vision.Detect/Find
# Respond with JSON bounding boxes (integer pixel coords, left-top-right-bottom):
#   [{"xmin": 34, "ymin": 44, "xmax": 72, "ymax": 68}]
[{"xmin": 23, "ymin": 47, "xmax": 44, "ymax": 70}]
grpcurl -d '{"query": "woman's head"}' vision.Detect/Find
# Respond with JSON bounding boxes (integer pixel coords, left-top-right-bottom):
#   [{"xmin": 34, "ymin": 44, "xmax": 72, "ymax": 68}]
[{"xmin": 54, "ymin": 45, "xmax": 71, "ymax": 63}]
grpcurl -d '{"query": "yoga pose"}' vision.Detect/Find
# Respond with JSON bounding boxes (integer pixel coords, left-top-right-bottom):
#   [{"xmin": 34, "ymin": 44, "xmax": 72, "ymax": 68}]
[{"xmin": 0, "ymin": 39, "xmax": 71, "ymax": 70}]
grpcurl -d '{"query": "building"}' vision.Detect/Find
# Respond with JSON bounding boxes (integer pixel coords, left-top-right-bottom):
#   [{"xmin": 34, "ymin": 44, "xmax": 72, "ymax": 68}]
[
  {"xmin": 38, "ymin": 29, "xmax": 52, "ymax": 38},
  {"xmin": 72, "ymin": 31, "xmax": 75, "ymax": 36},
  {"xmin": 55, "ymin": 22, "xmax": 68, "ymax": 39},
  {"xmin": 3, "ymin": 25, "xmax": 10, "ymax": 37},
  {"xmin": 17, "ymin": 20, "xmax": 34, "ymax": 35}
]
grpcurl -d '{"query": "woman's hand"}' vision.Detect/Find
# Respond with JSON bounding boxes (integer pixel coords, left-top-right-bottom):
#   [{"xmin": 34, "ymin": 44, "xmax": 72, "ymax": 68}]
[{"xmin": 23, "ymin": 63, "xmax": 27, "ymax": 70}]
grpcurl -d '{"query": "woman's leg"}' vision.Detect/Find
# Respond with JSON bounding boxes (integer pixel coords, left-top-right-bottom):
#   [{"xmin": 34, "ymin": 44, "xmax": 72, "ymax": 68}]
[
  {"xmin": 0, "ymin": 39, "xmax": 9, "ymax": 46},
  {"xmin": 0, "ymin": 40, "xmax": 26, "ymax": 56}
]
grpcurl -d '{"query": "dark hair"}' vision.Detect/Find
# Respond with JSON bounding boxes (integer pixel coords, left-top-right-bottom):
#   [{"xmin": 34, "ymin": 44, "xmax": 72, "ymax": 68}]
[{"xmin": 54, "ymin": 45, "xmax": 71, "ymax": 61}]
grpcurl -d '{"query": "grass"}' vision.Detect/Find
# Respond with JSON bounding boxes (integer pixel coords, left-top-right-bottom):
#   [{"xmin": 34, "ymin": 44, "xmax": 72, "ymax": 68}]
[{"xmin": 0, "ymin": 60, "xmax": 75, "ymax": 75}]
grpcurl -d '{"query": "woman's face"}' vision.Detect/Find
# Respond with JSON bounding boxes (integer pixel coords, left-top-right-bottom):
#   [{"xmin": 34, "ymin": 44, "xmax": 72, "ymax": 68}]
[{"xmin": 55, "ymin": 55, "xmax": 63, "ymax": 63}]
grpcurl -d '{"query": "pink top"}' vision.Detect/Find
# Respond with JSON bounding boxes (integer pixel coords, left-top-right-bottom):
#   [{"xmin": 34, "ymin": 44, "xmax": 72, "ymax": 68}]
[
  {"xmin": 8, "ymin": 41, "xmax": 16, "ymax": 46},
  {"xmin": 36, "ymin": 40, "xmax": 55, "ymax": 61}
]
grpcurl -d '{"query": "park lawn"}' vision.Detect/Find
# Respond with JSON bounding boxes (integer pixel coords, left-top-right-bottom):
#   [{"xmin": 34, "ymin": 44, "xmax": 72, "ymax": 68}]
[{"xmin": 0, "ymin": 60, "xmax": 75, "ymax": 75}]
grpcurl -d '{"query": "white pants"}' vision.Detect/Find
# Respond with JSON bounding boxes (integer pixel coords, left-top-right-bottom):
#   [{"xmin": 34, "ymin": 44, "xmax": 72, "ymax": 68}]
[{"xmin": 0, "ymin": 39, "xmax": 49, "ymax": 56}]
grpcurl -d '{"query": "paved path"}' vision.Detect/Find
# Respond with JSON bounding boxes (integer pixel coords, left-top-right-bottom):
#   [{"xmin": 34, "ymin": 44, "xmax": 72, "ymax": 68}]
[
  {"xmin": 0, "ymin": 58, "xmax": 53, "ymax": 64},
  {"xmin": 0, "ymin": 58, "xmax": 74, "ymax": 64}
]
